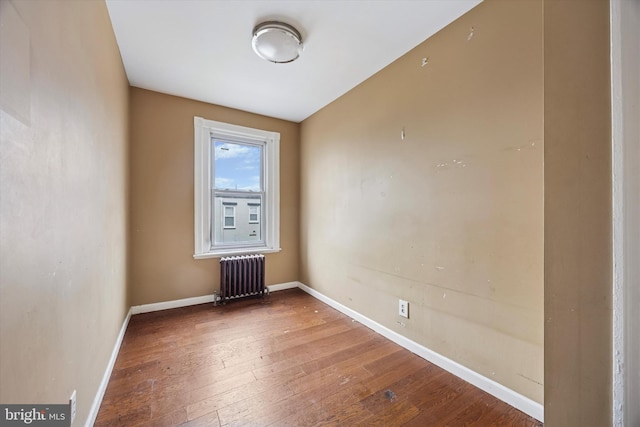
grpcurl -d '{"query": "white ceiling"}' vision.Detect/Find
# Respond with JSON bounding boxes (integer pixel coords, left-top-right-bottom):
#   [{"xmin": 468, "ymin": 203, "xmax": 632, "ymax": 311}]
[{"xmin": 106, "ymin": 0, "xmax": 482, "ymax": 123}]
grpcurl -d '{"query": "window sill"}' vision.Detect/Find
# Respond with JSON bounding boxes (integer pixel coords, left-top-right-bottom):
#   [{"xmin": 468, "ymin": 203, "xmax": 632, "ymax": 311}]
[{"xmin": 193, "ymin": 247, "xmax": 281, "ymax": 259}]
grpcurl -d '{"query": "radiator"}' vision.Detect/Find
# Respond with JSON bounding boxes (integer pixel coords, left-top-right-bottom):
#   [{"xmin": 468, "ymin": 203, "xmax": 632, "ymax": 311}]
[{"xmin": 219, "ymin": 254, "xmax": 267, "ymax": 304}]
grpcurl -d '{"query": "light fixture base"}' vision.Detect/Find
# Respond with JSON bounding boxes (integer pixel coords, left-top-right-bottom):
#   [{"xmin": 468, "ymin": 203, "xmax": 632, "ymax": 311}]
[{"xmin": 252, "ymin": 21, "xmax": 303, "ymax": 64}]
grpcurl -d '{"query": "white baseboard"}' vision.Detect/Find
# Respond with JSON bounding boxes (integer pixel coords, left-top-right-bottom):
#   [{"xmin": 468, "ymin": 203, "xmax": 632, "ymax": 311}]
[
  {"xmin": 85, "ymin": 307, "xmax": 132, "ymax": 427},
  {"xmin": 129, "ymin": 283, "xmax": 298, "ymax": 315},
  {"xmin": 131, "ymin": 294, "xmax": 215, "ymax": 315},
  {"xmin": 296, "ymin": 282, "xmax": 544, "ymax": 422},
  {"xmin": 267, "ymin": 281, "xmax": 299, "ymax": 292}
]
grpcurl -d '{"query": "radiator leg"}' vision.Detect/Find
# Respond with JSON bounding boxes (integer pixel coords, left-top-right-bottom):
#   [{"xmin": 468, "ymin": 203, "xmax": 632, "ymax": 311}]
[
  {"xmin": 261, "ymin": 287, "xmax": 270, "ymax": 304},
  {"xmin": 212, "ymin": 290, "xmax": 219, "ymax": 307}
]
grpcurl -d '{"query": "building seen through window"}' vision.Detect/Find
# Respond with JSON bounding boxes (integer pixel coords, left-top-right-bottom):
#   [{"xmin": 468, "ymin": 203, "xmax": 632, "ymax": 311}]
[{"xmin": 213, "ymin": 140, "xmax": 263, "ymax": 245}]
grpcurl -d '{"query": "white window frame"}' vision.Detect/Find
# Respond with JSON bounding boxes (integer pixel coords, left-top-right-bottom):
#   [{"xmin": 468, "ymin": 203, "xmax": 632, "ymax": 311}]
[
  {"xmin": 194, "ymin": 117, "xmax": 280, "ymax": 258},
  {"xmin": 222, "ymin": 204, "xmax": 236, "ymax": 229},
  {"xmin": 248, "ymin": 203, "xmax": 260, "ymax": 224}
]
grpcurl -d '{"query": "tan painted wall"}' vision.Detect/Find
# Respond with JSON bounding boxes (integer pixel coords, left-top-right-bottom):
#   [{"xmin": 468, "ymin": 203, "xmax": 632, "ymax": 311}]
[
  {"xmin": 0, "ymin": 0, "xmax": 129, "ymax": 424},
  {"xmin": 129, "ymin": 88, "xmax": 299, "ymax": 305},
  {"xmin": 300, "ymin": 0, "xmax": 544, "ymax": 403},
  {"xmin": 543, "ymin": 1, "xmax": 612, "ymax": 425}
]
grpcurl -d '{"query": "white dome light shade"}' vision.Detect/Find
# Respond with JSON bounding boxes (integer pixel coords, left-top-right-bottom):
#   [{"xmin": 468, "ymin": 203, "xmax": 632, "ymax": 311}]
[{"xmin": 252, "ymin": 21, "xmax": 303, "ymax": 63}]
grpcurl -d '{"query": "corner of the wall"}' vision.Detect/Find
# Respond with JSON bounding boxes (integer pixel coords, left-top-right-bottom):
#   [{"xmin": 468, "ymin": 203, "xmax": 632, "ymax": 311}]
[
  {"xmin": 295, "ymin": 282, "xmax": 544, "ymax": 422},
  {"xmin": 85, "ymin": 307, "xmax": 132, "ymax": 427}
]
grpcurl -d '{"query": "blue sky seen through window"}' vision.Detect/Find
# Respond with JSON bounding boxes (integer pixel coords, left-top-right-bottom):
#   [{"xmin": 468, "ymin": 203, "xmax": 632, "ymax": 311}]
[{"xmin": 213, "ymin": 140, "xmax": 262, "ymax": 191}]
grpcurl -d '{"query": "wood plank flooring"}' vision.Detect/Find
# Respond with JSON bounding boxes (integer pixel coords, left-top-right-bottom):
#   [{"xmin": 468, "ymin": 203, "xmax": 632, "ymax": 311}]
[{"xmin": 95, "ymin": 289, "xmax": 542, "ymax": 426}]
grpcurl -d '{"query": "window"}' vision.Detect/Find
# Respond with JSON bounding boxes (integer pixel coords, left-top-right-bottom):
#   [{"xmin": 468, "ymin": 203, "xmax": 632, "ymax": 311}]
[
  {"xmin": 194, "ymin": 117, "xmax": 280, "ymax": 258},
  {"xmin": 248, "ymin": 203, "xmax": 260, "ymax": 224},
  {"xmin": 223, "ymin": 204, "xmax": 236, "ymax": 229}
]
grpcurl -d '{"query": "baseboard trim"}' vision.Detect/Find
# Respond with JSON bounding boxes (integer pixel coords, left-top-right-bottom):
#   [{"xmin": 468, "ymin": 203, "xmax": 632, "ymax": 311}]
[
  {"xmin": 296, "ymin": 281, "xmax": 544, "ymax": 422},
  {"xmin": 129, "ymin": 283, "xmax": 298, "ymax": 315},
  {"xmin": 131, "ymin": 295, "xmax": 215, "ymax": 315},
  {"xmin": 267, "ymin": 281, "xmax": 299, "ymax": 292},
  {"xmin": 85, "ymin": 307, "xmax": 132, "ymax": 427}
]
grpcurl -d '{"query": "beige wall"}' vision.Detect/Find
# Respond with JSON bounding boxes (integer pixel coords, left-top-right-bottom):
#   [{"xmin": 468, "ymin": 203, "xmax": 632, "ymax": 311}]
[
  {"xmin": 0, "ymin": 0, "xmax": 129, "ymax": 425},
  {"xmin": 0, "ymin": 0, "xmax": 616, "ymax": 424},
  {"xmin": 129, "ymin": 88, "xmax": 299, "ymax": 305},
  {"xmin": 300, "ymin": 0, "xmax": 544, "ymax": 403},
  {"xmin": 544, "ymin": 1, "xmax": 612, "ymax": 425}
]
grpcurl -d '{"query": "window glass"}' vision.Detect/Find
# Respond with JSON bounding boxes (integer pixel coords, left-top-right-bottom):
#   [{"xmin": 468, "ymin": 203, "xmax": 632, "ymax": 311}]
[
  {"xmin": 249, "ymin": 204, "xmax": 260, "ymax": 223},
  {"xmin": 193, "ymin": 117, "xmax": 280, "ymax": 258},
  {"xmin": 213, "ymin": 140, "xmax": 263, "ymax": 245},
  {"xmin": 214, "ymin": 141, "xmax": 262, "ymax": 191},
  {"xmin": 223, "ymin": 206, "xmax": 235, "ymax": 228}
]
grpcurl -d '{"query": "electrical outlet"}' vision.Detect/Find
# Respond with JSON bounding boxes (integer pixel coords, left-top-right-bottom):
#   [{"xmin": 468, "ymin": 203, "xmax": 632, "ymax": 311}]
[
  {"xmin": 399, "ymin": 299, "xmax": 409, "ymax": 319},
  {"xmin": 69, "ymin": 390, "xmax": 76, "ymax": 424}
]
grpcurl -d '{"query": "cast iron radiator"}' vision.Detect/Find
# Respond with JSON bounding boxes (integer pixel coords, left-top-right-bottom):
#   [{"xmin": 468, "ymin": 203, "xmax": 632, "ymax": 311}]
[{"xmin": 219, "ymin": 254, "xmax": 267, "ymax": 303}]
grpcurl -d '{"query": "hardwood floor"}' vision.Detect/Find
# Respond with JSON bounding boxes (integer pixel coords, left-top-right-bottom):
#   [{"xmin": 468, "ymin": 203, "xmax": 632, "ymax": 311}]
[{"xmin": 95, "ymin": 289, "xmax": 542, "ymax": 426}]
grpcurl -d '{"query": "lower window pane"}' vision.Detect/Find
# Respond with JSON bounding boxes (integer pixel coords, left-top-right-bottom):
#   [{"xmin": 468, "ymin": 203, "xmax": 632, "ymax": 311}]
[{"xmin": 214, "ymin": 194, "xmax": 262, "ymax": 245}]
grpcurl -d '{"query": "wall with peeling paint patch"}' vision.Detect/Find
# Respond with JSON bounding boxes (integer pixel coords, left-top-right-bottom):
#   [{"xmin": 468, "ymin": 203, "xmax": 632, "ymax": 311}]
[{"xmin": 300, "ymin": 0, "xmax": 543, "ymax": 403}]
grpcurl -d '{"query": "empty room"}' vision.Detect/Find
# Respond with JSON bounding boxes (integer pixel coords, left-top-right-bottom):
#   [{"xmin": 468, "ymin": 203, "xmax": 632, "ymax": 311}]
[{"xmin": 1, "ymin": 0, "xmax": 638, "ymax": 426}]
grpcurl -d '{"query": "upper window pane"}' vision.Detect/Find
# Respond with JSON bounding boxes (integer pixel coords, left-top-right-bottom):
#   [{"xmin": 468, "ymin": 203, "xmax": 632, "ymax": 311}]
[{"xmin": 214, "ymin": 140, "xmax": 262, "ymax": 191}]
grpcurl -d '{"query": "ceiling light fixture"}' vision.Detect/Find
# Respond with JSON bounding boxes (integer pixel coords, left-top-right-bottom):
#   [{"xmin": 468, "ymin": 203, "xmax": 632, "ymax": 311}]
[{"xmin": 252, "ymin": 21, "xmax": 303, "ymax": 64}]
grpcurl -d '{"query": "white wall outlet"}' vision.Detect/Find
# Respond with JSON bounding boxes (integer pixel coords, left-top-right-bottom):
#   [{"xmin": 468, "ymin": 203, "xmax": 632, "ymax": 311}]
[
  {"xmin": 69, "ymin": 389, "xmax": 76, "ymax": 424},
  {"xmin": 399, "ymin": 299, "xmax": 409, "ymax": 318}
]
